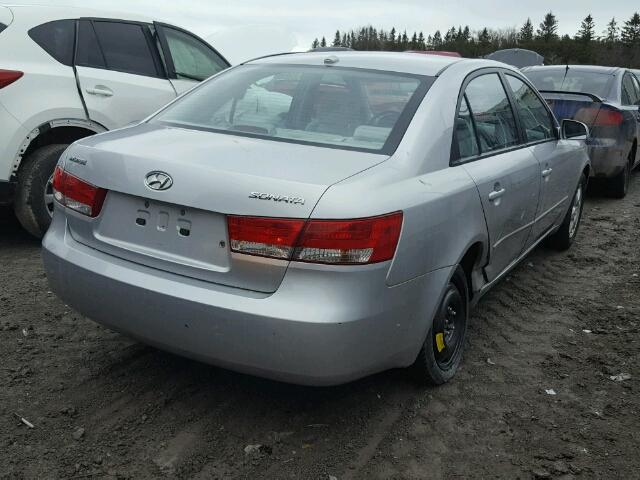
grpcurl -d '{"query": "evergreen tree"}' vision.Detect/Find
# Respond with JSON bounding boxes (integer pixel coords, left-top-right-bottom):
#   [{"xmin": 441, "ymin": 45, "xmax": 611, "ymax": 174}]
[
  {"xmin": 520, "ymin": 18, "xmax": 534, "ymax": 42},
  {"xmin": 537, "ymin": 11, "xmax": 559, "ymax": 42},
  {"xmin": 411, "ymin": 32, "xmax": 418, "ymax": 49},
  {"xmin": 577, "ymin": 14, "xmax": 596, "ymax": 42},
  {"xmin": 604, "ymin": 17, "xmax": 619, "ymax": 43},
  {"xmin": 341, "ymin": 33, "xmax": 348, "ymax": 47},
  {"xmin": 478, "ymin": 28, "xmax": 491, "ymax": 48},
  {"xmin": 320, "ymin": 36, "xmax": 327, "ymax": 47},
  {"xmin": 432, "ymin": 30, "xmax": 442, "ymax": 48},
  {"xmin": 311, "ymin": 38, "xmax": 320, "ymax": 49},
  {"xmin": 417, "ymin": 32, "xmax": 426, "ymax": 50},
  {"xmin": 332, "ymin": 30, "xmax": 341, "ymax": 47},
  {"xmin": 621, "ymin": 12, "xmax": 640, "ymax": 46},
  {"xmin": 389, "ymin": 27, "xmax": 397, "ymax": 49}
]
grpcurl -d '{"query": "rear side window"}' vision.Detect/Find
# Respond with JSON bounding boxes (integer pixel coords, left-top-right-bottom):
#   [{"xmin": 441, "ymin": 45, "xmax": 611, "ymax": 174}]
[
  {"xmin": 162, "ymin": 27, "xmax": 227, "ymax": 81},
  {"xmin": 464, "ymin": 73, "xmax": 519, "ymax": 153},
  {"xmin": 454, "ymin": 96, "xmax": 479, "ymax": 160},
  {"xmin": 622, "ymin": 73, "xmax": 640, "ymax": 105},
  {"xmin": 76, "ymin": 20, "xmax": 106, "ymax": 69},
  {"xmin": 506, "ymin": 75, "xmax": 555, "ymax": 142},
  {"xmin": 28, "ymin": 20, "xmax": 75, "ymax": 66},
  {"xmin": 90, "ymin": 21, "xmax": 160, "ymax": 77}
]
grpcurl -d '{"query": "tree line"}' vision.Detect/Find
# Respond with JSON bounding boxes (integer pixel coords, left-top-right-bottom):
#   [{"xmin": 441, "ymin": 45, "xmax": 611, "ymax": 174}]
[{"xmin": 311, "ymin": 12, "xmax": 640, "ymax": 67}]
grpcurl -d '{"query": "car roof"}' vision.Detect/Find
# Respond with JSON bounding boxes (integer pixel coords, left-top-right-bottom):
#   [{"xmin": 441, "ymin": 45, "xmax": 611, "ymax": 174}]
[
  {"xmin": 3, "ymin": 3, "xmax": 156, "ymax": 24},
  {"xmin": 523, "ymin": 65, "xmax": 621, "ymax": 75},
  {"xmin": 246, "ymin": 51, "xmax": 502, "ymax": 77}
]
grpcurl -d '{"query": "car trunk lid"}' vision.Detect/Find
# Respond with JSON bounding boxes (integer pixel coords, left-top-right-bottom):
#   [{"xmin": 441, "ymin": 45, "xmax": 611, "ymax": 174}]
[{"xmin": 62, "ymin": 123, "xmax": 387, "ymax": 293}]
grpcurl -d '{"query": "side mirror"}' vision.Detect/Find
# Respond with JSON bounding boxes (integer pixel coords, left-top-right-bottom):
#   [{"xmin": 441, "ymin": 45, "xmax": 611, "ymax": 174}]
[{"xmin": 561, "ymin": 119, "xmax": 589, "ymax": 140}]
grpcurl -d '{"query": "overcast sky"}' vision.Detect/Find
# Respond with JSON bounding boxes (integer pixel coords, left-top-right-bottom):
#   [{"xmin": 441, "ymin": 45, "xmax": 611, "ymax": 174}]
[{"xmin": 9, "ymin": 1, "xmax": 640, "ymax": 63}]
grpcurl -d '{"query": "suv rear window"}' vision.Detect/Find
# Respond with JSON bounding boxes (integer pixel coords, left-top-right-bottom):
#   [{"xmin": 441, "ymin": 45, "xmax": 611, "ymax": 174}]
[
  {"xmin": 28, "ymin": 19, "xmax": 75, "ymax": 66},
  {"xmin": 152, "ymin": 64, "xmax": 432, "ymax": 154}
]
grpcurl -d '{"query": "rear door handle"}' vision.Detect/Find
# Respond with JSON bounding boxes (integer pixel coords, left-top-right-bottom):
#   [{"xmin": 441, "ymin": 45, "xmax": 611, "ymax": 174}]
[
  {"xmin": 85, "ymin": 86, "xmax": 113, "ymax": 97},
  {"xmin": 488, "ymin": 188, "xmax": 506, "ymax": 201},
  {"xmin": 542, "ymin": 168, "xmax": 553, "ymax": 178}
]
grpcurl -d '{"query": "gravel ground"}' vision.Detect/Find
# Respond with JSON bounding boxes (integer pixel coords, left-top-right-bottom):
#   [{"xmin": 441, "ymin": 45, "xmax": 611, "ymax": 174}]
[{"xmin": 1, "ymin": 176, "xmax": 639, "ymax": 480}]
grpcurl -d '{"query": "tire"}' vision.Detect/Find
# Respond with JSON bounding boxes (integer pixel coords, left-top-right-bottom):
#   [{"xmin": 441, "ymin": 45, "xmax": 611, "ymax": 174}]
[
  {"xmin": 605, "ymin": 161, "xmax": 630, "ymax": 199},
  {"xmin": 14, "ymin": 144, "xmax": 69, "ymax": 238},
  {"xmin": 410, "ymin": 266, "xmax": 468, "ymax": 385},
  {"xmin": 547, "ymin": 173, "xmax": 587, "ymax": 251}
]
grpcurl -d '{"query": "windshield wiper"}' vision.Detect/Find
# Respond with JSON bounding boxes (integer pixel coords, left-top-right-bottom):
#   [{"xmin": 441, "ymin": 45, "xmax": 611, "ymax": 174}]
[{"xmin": 174, "ymin": 71, "xmax": 205, "ymax": 82}]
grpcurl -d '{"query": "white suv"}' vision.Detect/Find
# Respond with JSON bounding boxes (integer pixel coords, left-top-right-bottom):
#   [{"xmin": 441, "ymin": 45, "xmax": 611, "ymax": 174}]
[{"xmin": 0, "ymin": 5, "xmax": 229, "ymax": 236}]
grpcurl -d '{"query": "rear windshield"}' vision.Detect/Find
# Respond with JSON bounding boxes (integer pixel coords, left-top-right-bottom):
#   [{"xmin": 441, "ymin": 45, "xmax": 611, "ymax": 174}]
[
  {"xmin": 152, "ymin": 64, "xmax": 432, "ymax": 154},
  {"xmin": 524, "ymin": 69, "xmax": 614, "ymax": 99}
]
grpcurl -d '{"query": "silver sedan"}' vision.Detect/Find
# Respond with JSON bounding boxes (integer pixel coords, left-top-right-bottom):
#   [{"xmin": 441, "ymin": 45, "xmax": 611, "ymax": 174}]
[{"xmin": 43, "ymin": 52, "xmax": 590, "ymax": 385}]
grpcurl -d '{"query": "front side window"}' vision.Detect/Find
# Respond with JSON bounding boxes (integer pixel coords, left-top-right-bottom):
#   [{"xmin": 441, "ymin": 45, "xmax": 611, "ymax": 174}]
[
  {"xmin": 152, "ymin": 64, "xmax": 430, "ymax": 153},
  {"xmin": 506, "ymin": 75, "xmax": 555, "ymax": 142},
  {"xmin": 90, "ymin": 21, "xmax": 160, "ymax": 77},
  {"xmin": 162, "ymin": 27, "xmax": 227, "ymax": 81},
  {"xmin": 464, "ymin": 73, "xmax": 519, "ymax": 153},
  {"xmin": 28, "ymin": 20, "xmax": 75, "ymax": 66}
]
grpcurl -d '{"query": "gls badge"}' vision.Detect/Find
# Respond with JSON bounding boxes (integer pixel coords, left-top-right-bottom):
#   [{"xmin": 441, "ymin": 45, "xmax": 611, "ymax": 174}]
[{"xmin": 249, "ymin": 192, "xmax": 305, "ymax": 205}]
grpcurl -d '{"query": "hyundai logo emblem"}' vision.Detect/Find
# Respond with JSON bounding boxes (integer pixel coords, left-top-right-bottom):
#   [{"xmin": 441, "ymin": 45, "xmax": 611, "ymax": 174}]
[{"xmin": 144, "ymin": 171, "xmax": 173, "ymax": 191}]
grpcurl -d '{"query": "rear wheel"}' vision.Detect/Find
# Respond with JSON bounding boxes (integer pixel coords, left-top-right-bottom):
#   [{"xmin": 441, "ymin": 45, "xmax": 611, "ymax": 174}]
[
  {"xmin": 605, "ymin": 160, "xmax": 630, "ymax": 199},
  {"xmin": 410, "ymin": 266, "xmax": 468, "ymax": 385},
  {"xmin": 14, "ymin": 144, "xmax": 68, "ymax": 238},
  {"xmin": 547, "ymin": 173, "xmax": 587, "ymax": 251}
]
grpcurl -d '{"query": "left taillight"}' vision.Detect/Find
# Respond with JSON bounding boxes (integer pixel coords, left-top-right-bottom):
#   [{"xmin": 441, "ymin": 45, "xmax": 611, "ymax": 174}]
[
  {"xmin": 0, "ymin": 69, "xmax": 23, "ymax": 89},
  {"xmin": 52, "ymin": 165, "xmax": 107, "ymax": 217},
  {"xmin": 228, "ymin": 212, "xmax": 403, "ymax": 265}
]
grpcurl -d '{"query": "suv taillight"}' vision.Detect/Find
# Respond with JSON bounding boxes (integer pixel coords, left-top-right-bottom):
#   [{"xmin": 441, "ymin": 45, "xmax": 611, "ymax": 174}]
[
  {"xmin": 52, "ymin": 166, "xmax": 107, "ymax": 217},
  {"xmin": 0, "ymin": 69, "xmax": 23, "ymax": 89},
  {"xmin": 228, "ymin": 212, "xmax": 403, "ymax": 265}
]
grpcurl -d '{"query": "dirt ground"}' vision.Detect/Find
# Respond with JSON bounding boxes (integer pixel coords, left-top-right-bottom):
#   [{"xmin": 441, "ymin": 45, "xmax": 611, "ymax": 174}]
[{"xmin": 1, "ymin": 176, "xmax": 639, "ymax": 480}]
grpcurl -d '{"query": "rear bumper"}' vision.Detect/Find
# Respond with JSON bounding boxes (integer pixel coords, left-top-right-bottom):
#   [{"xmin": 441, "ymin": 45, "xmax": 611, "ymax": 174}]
[
  {"xmin": 587, "ymin": 143, "xmax": 626, "ymax": 178},
  {"xmin": 42, "ymin": 212, "xmax": 450, "ymax": 386}
]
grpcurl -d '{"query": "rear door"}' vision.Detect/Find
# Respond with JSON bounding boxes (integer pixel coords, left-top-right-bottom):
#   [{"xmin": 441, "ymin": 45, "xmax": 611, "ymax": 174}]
[
  {"xmin": 454, "ymin": 72, "xmax": 541, "ymax": 282},
  {"xmin": 504, "ymin": 74, "xmax": 574, "ymax": 241},
  {"xmin": 154, "ymin": 23, "xmax": 229, "ymax": 95},
  {"xmin": 74, "ymin": 19, "xmax": 176, "ymax": 129}
]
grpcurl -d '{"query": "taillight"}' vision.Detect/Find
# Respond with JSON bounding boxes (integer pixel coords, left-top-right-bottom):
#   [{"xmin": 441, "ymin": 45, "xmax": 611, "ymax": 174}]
[
  {"xmin": 593, "ymin": 108, "xmax": 624, "ymax": 126},
  {"xmin": 0, "ymin": 69, "xmax": 23, "ymax": 89},
  {"xmin": 52, "ymin": 166, "xmax": 107, "ymax": 217},
  {"xmin": 228, "ymin": 212, "xmax": 403, "ymax": 265},
  {"xmin": 576, "ymin": 106, "xmax": 624, "ymax": 126}
]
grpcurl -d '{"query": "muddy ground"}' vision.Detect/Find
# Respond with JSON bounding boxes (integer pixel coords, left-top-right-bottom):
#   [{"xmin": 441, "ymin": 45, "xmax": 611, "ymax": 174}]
[{"xmin": 1, "ymin": 176, "xmax": 639, "ymax": 480}]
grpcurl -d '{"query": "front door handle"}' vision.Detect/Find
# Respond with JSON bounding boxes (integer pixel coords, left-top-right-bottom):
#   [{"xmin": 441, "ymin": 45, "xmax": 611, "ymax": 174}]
[
  {"xmin": 85, "ymin": 86, "xmax": 113, "ymax": 97},
  {"xmin": 488, "ymin": 188, "xmax": 506, "ymax": 201},
  {"xmin": 542, "ymin": 167, "xmax": 553, "ymax": 178}
]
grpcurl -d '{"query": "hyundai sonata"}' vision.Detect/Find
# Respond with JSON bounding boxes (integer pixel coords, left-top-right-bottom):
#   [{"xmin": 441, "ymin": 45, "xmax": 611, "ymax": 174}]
[{"xmin": 43, "ymin": 52, "xmax": 590, "ymax": 385}]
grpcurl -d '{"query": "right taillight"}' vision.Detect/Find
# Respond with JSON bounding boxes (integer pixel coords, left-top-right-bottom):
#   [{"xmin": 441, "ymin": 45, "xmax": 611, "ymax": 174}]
[
  {"xmin": 52, "ymin": 165, "xmax": 107, "ymax": 217},
  {"xmin": 0, "ymin": 69, "xmax": 23, "ymax": 89},
  {"xmin": 228, "ymin": 212, "xmax": 403, "ymax": 265}
]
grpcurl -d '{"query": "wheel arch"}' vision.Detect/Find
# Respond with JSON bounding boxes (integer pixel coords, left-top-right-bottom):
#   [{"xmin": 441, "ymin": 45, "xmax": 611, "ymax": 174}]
[
  {"xmin": 455, "ymin": 240, "xmax": 486, "ymax": 303},
  {"xmin": 10, "ymin": 118, "xmax": 107, "ymax": 180}
]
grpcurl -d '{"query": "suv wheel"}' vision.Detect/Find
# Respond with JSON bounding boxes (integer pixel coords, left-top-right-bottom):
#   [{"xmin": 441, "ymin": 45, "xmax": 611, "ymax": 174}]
[
  {"xmin": 14, "ymin": 144, "xmax": 68, "ymax": 238},
  {"xmin": 411, "ymin": 266, "xmax": 468, "ymax": 385}
]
